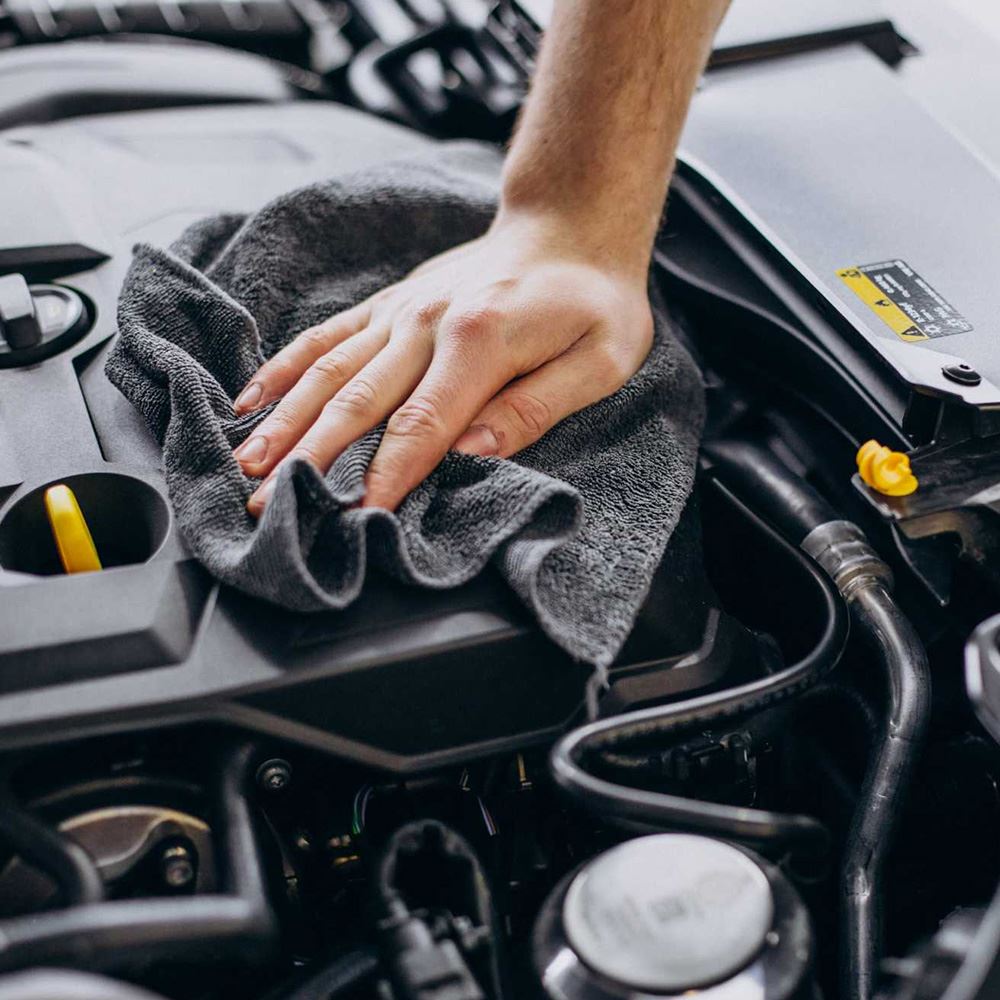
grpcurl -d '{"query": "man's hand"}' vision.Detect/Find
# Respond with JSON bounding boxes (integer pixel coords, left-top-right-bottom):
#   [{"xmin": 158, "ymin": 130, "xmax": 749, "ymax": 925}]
[
  {"xmin": 234, "ymin": 0, "xmax": 729, "ymax": 515},
  {"xmin": 234, "ymin": 212, "xmax": 653, "ymax": 514}
]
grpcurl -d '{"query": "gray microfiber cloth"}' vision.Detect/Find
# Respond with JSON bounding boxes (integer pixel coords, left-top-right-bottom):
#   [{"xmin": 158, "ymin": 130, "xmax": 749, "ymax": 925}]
[{"xmin": 106, "ymin": 142, "xmax": 704, "ymax": 670}]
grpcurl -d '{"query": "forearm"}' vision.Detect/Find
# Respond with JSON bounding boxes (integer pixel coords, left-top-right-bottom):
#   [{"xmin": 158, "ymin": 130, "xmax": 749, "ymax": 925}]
[{"xmin": 499, "ymin": 0, "xmax": 729, "ymax": 275}]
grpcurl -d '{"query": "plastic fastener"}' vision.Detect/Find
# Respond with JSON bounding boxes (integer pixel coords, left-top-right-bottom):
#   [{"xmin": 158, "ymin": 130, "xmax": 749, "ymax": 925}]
[
  {"xmin": 856, "ymin": 440, "xmax": 918, "ymax": 497},
  {"xmin": 941, "ymin": 363, "xmax": 982, "ymax": 387}
]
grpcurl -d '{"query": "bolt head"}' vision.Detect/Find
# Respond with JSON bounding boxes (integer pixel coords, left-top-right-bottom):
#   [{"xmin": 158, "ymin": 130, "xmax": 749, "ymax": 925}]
[
  {"xmin": 942, "ymin": 363, "xmax": 982, "ymax": 387},
  {"xmin": 160, "ymin": 846, "xmax": 195, "ymax": 888},
  {"xmin": 164, "ymin": 858, "xmax": 194, "ymax": 888},
  {"xmin": 256, "ymin": 758, "xmax": 292, "ymax": 793}
]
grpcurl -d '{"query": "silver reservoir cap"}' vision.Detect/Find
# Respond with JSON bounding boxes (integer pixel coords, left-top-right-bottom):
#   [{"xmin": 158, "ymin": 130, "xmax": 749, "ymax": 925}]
[{"xmin": 563, "ymin": 834, "xmax": 774, "ymax": 993}]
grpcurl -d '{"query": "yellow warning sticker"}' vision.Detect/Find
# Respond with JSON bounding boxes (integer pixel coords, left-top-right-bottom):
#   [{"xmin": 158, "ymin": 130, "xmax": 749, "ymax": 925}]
[
  {"xmin": 837, "ymin": 267, "xmax": 928, "ymax": 342},
  {"xmin": 837, "ymin": 261, "xmax": 974, "ymax": 343}
]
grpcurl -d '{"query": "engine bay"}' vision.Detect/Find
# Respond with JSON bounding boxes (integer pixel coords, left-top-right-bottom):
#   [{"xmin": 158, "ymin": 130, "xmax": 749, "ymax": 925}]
[{"xmin": 1, "ymin": 3, "xmax": 1000, "ymax": 999}]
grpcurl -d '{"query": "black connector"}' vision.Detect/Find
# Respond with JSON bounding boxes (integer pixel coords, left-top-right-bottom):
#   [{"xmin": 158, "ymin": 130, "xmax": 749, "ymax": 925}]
[
  {"xmin": 374, "ymin": 820, "xmax": 502, "ymax": 1000},
  {"xmin": 379, "ymin": 901, "xmax": 484, "ymax": 1000}
]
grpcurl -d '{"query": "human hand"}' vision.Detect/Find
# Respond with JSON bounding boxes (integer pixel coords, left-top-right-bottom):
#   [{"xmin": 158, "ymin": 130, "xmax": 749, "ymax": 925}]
[{"xmin": 233, "ymin": 210, "xmax": 654, "ymax": 515}]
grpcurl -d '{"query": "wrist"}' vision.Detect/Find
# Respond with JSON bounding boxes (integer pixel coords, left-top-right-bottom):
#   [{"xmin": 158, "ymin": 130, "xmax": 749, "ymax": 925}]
[{"xmin": 492, "ymin": 192, "xmax": 656, "ymax": 282}]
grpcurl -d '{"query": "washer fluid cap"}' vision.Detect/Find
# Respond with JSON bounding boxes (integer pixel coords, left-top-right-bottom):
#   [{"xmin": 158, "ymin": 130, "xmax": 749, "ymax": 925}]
[
  {"xmin": 562, "ymin": 833, "xmax": 774, "ymax": 993},
  {"xmin": 856, "ymin": 439, "xmax": 918, "ymax": 497}
]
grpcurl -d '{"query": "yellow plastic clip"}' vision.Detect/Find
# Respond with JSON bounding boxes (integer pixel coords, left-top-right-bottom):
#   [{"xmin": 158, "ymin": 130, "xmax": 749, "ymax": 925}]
[
  {"xmin": 856, "ymin": 440, "xmax": 918, "ymax": 497},
  {"xmin": 44, "ymin": 484, "xmax": 102, "ymax": 574}
]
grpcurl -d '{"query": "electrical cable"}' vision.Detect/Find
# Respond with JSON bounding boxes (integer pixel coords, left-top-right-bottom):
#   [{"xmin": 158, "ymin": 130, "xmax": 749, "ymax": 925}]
[
  {"xmin": 550, "ymin": 482, "xmax": 848, "ymax": 859},
  {"xmin": 0, "ymin": 787, "xmax": 104, "ymax": 908},
  {"xmin": 275, "ymin": 948, "xmax": 379, "ymax": 1000}
]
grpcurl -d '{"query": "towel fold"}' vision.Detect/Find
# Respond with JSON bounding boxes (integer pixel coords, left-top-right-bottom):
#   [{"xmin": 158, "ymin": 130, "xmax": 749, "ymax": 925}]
[{"xmin": 107, "ymin": 142, "xmax": 704, "ymax": 668}]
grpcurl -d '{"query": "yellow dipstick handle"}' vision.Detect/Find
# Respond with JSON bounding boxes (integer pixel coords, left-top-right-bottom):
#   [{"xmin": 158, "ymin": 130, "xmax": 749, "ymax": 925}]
[
  {"xmin": 44, "ymin": 484, "xmax": 102, "ymax": 573},
  {"xmin": 856, "ymin": 440, "xmax": 918, "ymax": 497}
]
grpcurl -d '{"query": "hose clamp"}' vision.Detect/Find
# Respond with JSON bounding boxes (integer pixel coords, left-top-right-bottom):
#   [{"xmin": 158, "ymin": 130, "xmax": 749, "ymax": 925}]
[{"xmin": 801, "ymin": 520, "xmax": 893, "ymax": 600}]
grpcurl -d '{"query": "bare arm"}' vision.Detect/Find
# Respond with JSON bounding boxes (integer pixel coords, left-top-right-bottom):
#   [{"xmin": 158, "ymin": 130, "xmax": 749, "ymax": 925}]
[
  {"xmin": 235, "ymin": 0, "xmax": 729, "ymax": 514},
  {"xmin": 500, "ymin": 0, "xmax": 726, "ymax": 274}
]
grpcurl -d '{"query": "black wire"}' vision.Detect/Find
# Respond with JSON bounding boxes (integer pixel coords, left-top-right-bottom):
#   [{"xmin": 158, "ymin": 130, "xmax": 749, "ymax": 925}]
[
  {"xmin": 798, "ymin": 681, "xmax": 879, "ymax": 746},
  {"xmin": 275, "ymin": 949, "xmax": 379, "ymax": 1000},
  {"xmin": 549, "ymin": 492, "xmax": 848, "ymax": 861},
  {"xmin": 0, "ymin": 789, "xmax": 103, "ymax": 907}
]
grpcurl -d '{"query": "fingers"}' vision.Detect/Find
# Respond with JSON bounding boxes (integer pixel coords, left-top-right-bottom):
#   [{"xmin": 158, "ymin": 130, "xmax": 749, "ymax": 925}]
[
  {"xmin": 246, "ymin": 333, "xmax": 432, "ymax": 516},
  {"xmin": 454, "ymin": 340, "xmax": 637, "ymax": 459},
  {"xmin": 234, "ymin": 302, "xmax": 371, "ymax": 414},
  {"xmin": 235, "ymin": 325, "xmax": 388, "ymax": 479},
  {"xmin": 238, "ymin": 272, "xmax": 650, "ymax": 515},
  {"xmin": 361, "ymin": 316, "xmax": 514, "ymax": 511}
]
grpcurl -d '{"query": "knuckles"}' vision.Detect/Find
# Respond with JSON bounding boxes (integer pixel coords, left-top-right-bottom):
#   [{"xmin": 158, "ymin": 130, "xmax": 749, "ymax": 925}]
[
  {"xmin": 299, "ymin": 325, "xmax": 334, "ymax": 352},
  {"xmin": 308, "ymin": 350, "xmax": 355, "ymax": 387},
  {"xmin": 504, "ymin": 390, "xmax": 552, "ymax": 439},
  {"xmin": 327, "ymin": 377, "xmax": 379, "ymax": 419},
  {"xmin": 408, "ymin": 299, "xmax": 448, "ymax": 330},
  {"xmin": 444, "ymin": 305, "xmax": 504, "ymax": 346},
  {"xmin": 261, "ymin": 404, "xmax": 302, "ymax": 437},
  {"xmin": 385, "ymin": 397, "xmax": 446, "ymax": 441}
]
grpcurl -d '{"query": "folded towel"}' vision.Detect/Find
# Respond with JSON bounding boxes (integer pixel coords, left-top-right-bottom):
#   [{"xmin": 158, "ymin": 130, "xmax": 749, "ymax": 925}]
[{"xmin": 107, "ymin": 142, "xmax": 704, "ymax": 669}]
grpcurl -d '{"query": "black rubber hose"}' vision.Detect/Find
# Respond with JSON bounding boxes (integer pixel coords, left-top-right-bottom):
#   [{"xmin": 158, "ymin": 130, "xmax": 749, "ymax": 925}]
[
  {"xmin": 599, "ymin": 681, "xmax": 878, "ymax": 782},
  {"xmin": 798, "ymin": 681, "xmax": 880, "ymax": 747},
  {"xmin": 0, "ymin": 743, "xmax": 276, "ymax": 974},
  {"xmin": 701, "ymin": 434, "xmax": 932, "ymax": 1000},
  {"xmin": 842, "ymin": 584, "xmax": 931, "ymax": 1000},
  {"xmin": 703, "ymin": 437, "xmax": 839, "ymax": 546},
  {"xmin": 275, "ymin": 949, "xmax": 379, "ymax": 1000},
  {"xmin": 549, "ymin": 505, "xmax": 848, "ymax": 859},
  {"xmin": 0, "ymin": 792, "xmax": 103, "ymax": 907}
]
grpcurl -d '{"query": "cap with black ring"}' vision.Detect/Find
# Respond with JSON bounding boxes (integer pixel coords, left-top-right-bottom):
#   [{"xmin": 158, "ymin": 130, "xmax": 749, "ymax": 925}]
[{"xmin": 533, "ymin": 833, "xmax": 814, "ymax": 1000}]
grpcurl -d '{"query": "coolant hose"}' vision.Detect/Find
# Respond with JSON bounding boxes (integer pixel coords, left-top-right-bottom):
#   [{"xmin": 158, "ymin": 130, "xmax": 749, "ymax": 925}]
[
  {"xmin": 703, "ymin": 437, "xmax": 839, "ymax": 544},
  {"xmin": 822, "ymin": 568, "xmax": 931, "ymax": 1000},
  {"xmin": 713, "ymin": 437, "xmax": 933, "ymax": 1000},
  {"xmin": 552, "ymin": 436, "xmax": 932, "ymax": 1000}
]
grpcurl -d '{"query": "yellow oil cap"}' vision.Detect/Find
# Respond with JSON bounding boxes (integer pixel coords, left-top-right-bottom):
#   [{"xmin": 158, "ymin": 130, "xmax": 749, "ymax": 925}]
[
  {"xmin": 856, "ymin": 440, "xmax": 918, "ymax": 497},
  {"xmin": 44, "ymin": 484, "xmax": 102, "ymax": 574}
]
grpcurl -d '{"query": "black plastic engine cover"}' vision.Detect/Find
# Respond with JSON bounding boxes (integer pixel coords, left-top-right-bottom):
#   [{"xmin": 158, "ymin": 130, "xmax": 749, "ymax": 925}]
[{"xmin": 0, "ymin": 92, "xmax": 749, "ymax": 771}]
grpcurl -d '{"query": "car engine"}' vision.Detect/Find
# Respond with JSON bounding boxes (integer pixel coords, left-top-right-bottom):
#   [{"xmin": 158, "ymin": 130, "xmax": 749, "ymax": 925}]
[{"xmin": 1, "ymin": 3, "xmax": 1000, "ymax": 1000}]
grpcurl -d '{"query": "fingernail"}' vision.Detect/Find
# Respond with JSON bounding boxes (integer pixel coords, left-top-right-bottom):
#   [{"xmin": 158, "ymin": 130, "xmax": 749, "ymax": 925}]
[
  {"xmin": 454, "ymin": 425, "xmax": 499, "ymax": 457},
  {"xmin": 235, "ymin": 435, "xmax": 268, "ymax": 465},
  {"xmin": 249, "ymin": 477, "xmax": 276, "ymax": 511},
  {"xmin": 235, "ymin": 382, "xmax": 263, "ymax": 412}
]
